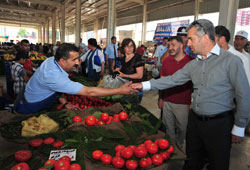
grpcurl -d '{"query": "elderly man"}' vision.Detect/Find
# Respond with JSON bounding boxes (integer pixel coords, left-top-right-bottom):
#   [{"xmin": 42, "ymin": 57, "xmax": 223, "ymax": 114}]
[
  {"xmin": 131, "ymin": 19, "xmax": 250, "ymax": 170},
  {"xmin": 234, "ymin": 30, "xmax": 250, "ymax": 58}
]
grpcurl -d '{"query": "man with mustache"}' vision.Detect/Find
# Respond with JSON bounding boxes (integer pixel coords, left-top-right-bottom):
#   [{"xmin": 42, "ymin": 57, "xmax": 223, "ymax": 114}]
[{"xmin": 14, "ymin": 43, "xmax": 136, "ymax": 114}]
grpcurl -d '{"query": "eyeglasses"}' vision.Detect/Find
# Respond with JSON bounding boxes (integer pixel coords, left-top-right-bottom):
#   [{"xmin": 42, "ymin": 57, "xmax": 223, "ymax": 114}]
[{"xmin": 192, "ymin": 20, "xmax": 206, "ymax": 34}]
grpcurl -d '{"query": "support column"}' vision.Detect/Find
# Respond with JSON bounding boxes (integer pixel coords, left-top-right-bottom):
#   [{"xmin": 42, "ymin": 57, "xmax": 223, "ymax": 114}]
[
  {"xmin": 52, "ymin": 12, "xmax": 56, "ymax": 45},
  {"xmin": 42, "ymin": 24, "xmax": 46, "ymax": 44},
  {"xmin": 46, "ymin": 19, "xmax": 50, "ymax": 44},
  {"xmin": 194, "ymin": 0, "xmax": 200, "ymax": 21},
  {"xmin": 106, "ymin": 0, "xmax": 116, "ymax": 45},
  {"xmin": 75, "ymin": 0, "xmax": 81, "ymax": 46},
  {"xmin": 218, "ymin": 0, "xmax": 239, "ymax": 44},
  {"xmin": 94, "ymin": 19, "xmax": 99, "ymax": 41},
  {"xmin": 66, "ymin": 27, "xmax": 69, "ymax": 42},
  {"xmin": 61, "ymin": 4, "xmax": 65, "ymax": 43},
  {"xmin": 141, "ymin": 0, "xmax": 147, "ymax": 45},
  {"xmin": 38, "ymin": 26, "xmax": 42, "ymax": 43}
]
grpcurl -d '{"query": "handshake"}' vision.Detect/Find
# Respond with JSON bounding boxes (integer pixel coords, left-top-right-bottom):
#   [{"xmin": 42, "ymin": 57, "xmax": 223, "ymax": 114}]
[{"xmin": 119, "ymin": 81, "xmax": 143, "ymax": 95}]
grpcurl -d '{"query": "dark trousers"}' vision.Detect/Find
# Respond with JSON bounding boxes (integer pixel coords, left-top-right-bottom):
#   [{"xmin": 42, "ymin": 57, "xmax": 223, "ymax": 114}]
[{"xmin": 183, "ymin": 110, "xmax": 234, "ymax": 170}]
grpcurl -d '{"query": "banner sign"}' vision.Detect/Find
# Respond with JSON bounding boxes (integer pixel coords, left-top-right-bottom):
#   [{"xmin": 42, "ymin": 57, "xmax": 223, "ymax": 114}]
[{"xmin": 153, "ymin": 20, "xmax": 189, "ymax": 45}]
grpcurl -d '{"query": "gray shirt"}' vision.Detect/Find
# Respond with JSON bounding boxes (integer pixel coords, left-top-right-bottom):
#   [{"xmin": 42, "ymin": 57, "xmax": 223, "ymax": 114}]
[{"xmin": 142, "ymin": 44, "xmax": 250, "ymax": 137}]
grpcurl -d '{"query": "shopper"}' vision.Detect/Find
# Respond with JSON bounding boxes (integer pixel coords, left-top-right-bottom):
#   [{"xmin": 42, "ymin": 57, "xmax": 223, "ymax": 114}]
[
  {"xmin": 158, "ymin": 36, "xmax": 193, "ymax": 150},
  {"xmin": 11, "ymin": 51, "xmax": 29, "ymax": 97},
  {"xmin": 105, "ymin": 36, "xmax": 118, "ymax": 74},
  {"xmin": 131, "ymin": 19, "xmax": 250, "ymax": 170},
  {"xmin": 14, "ymin": 43, "xmax": 136, "ymax": 114},
  {"xmin": 154, "ymin": 37, "xmax": 169, "ymax": 68},
  {"xmin": 111, "ymin": 47, "xmax": 124, "ymax": 72},
  {"xmin": 81, "ymin": 38, "xmax": 105, "ymax": 82}
]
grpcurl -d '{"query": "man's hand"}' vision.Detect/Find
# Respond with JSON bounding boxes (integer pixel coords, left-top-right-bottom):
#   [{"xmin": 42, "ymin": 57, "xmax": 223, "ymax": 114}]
[
  {"xmin": 65, "ymin": 104, "xmax": 80, "ymax": 110},
  {"xmin": 158, "ymin": 99, "xmax": 163, "ymax": 110},
  {"xmin": 130, "ymin": 83, "xmax": 143, "ymax": 91},
  {"xmin": 232, "ymin": 134, "xmax": 243, "ymax": 144},
  {"xmin": 119, "ymin": 81, "xmax": 138, "ymax": 94}
]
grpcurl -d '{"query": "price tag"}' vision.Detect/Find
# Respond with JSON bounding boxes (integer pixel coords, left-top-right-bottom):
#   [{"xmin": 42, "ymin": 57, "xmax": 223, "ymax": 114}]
[{"xmin": 49, "ymin": 149, "xmax": 76, "ymax": 161}]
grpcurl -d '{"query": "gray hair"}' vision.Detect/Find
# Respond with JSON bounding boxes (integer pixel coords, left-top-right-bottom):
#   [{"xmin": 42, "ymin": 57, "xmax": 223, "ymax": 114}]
[{"xmin": 187, "ymin": 19, "xmax": 215, "ymax": 42}]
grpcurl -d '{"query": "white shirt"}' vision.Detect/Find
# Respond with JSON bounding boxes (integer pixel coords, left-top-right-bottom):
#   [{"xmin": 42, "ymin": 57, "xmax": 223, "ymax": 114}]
[
  {"xmin": 154, "ymin": 45, "xmax": 168, "ymax": 66},
  {"xmin": 230, "ymin": 45, "xmax": 250, "ymax": 85}
]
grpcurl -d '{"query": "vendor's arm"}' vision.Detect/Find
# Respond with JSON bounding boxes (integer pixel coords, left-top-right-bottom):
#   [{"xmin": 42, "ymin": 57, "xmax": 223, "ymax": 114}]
[
  {"xmin": 112, "ymin": 60, "xmax": 116, "ymax": 72},
  {"xmin": 77, "ymin": 81, "xmax": 137, "ymax": 97}
]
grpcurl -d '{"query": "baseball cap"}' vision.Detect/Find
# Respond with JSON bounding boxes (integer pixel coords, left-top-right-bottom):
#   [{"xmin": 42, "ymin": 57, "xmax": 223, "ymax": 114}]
[
  {"xmin": 235, "ymin": 30, "xmax": 248, "ymax": 39},
  {"xmin": 177, "ymin": 26, "xmax": 187, "ymax": 36}
]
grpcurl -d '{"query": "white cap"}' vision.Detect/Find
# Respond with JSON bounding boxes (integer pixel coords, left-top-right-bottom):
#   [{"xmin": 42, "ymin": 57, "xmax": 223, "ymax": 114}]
[{"xmin": 235, "ymin": 30, "xmax": 248, "ymax": 39}]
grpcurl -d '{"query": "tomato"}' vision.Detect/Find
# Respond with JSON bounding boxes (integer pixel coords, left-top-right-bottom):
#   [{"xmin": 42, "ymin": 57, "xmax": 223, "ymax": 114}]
[
  {"xmin": 85, "ymin": 116, "xmax": 96, "ymax": 126},
  {"xmin": 112, "ymin": 118, "xmax": 120, "ymax": 122},
  {"xmin": 14, "ymin": 150, "xmax": 32, "ymax": 162},
  {"xmin": 152, "ymin": 154, "xmax": 163, "ymax": 166},
  {"xmin": 160, "ymin": 152, "xmax": 170, "ymax": 160},
  {"xmin": 138, "ymin": 143, "xmax": 145, "ymax": 148},
  {"xmin": 115, "ymin": 144, "xmax": 125, "ymax": 152},
  {"xmin": 146, "ymin": 157, "xmax": 152, "ymax": 166},
  {"xmin": 11, "ymin": 162, "xmax": 30, "ymax": 170},
  {"xmin": 146, "ymin": 143, "xmax": 158, "ymax": 154},
  {"xmin": 119, "ymin": 112, "xmax": 128, "ymax": 121},
  {"xmin": 120, "ymin": 147, "xmax": 134, "ymax": 159},
  {"xmin": 80, "ymin": 104, "xmax": 84, "ymax": 109},
  {"xmin": 105, "ymin": 118, "xmax": 112, "ymax": 124},
  {"xmin": 54, "ymin": 159, "xmax": 70, "ymax": 170},
  {"xmin": 92, "ymin": 150, "xmax": 103, "ymax": 160},
  {"xmin": 44, "ymin": 159, "xmax": 56, "ymax": 166},
  {"xmin": 139, "ymin": 158, "xmax": 149, "ymax": 169},
  {"xmin": 158, "ymin": 139, "xmax": 169, "ymax": 150},
  {"xmin": 127, "ymin": 145, "xmax": 136, "ymax": 151},
  {"xmin": 112, "ymin": 156, "xmax": 125, "ymax": 168},
  {"xmin": 113, "ymin": 114, "xmax": 119, "ymax": 119},
  {"xmin": 100, "ymin": 154, "xmax": 112, "ymax": 165},
  {"xmin": 73, "ymin": 116, "xmax": 82, "ymax": 122},
  {"xmin": 70, "ymin": 163, "xmax": 81, "ymax": 170},
  {"xmin": 44, "ymin": 137, "xmax": 55, "ymax": 145},
  {"xmin": 38, "ymin": 168, "xmax": 48, "ymax": 170},
  {"xmin": 97, "ymin": 120, "xmax": 105, "ymax": 125},
  {"xmin": 144, "ymin": 140, "xmax": 153, "ymax": 145},
  {"xmin": 115, "ymin": 151, "xmax": 121, "ymax": 157},
  {"xmin": 125, "ymin": 160, "xmax": 138, "ymax": 170},
  {"xmin": 59, "ymin": 156, "xmax": 71, "ymax": 163},
  {"xmin": 53, "ymin": 141, "xmax": 64, "ymax": 148},
  {"xmin": 100, "ymin": 113, "xmax": 109, "ymax": 122},
  {"xmin": 29, "ymin": 139, "xmax": 43, "ymax": 147},
  {"xmin": 166, "ymin": 145, "xmax": 174, "ymax": 154},
  {"xmin": 134, "ymin": 146, "xmax": 147, "ymax": 158},
  {"xmin": 154, "ymin": 139, "xmax": 160, "ymax": 145}
]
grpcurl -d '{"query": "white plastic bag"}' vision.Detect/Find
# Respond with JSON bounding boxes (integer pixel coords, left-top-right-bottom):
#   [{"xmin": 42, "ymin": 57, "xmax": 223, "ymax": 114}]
[{"xmin": 99, "ymin": 75, "xmax": 129, "ymax": 88}]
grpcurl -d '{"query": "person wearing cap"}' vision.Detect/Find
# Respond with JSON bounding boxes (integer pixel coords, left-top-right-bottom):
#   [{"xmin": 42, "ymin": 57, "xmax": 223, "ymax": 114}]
[
  {"xmin": 14, "ymin": 43, "xmax": 136, "ymax": 114},
  {"xmin": 215, "ymin": 25, "xmax": 250, "ymax": 85},
  {"xmin": 11, "ymin": 51, "xmax": 30, "ymax": 97},
  {"xmin": 176, "ymin": 26, "xmax": 197, "ymax": 58},
  {"xmin": 105, "ymin": 36, "xmax": 118, "ymax": 74},
  {"xmin": 131, "ymin": 19, "xmax": 250, "ymax": 170},
  {"xmin": 154, "ymin": 37, "xmax": 169, "ymax": 68},
  {"xmin": 234, "ymin": 30, "xmax": 250, "ymax": 59},
  {"xmin": 81, "ymin": 38, "xmax": 105, "ymax": 82}
]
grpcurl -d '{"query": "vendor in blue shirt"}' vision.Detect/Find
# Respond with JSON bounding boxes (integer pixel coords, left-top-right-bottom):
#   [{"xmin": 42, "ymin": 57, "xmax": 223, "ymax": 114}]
[{"xmin": 14, "ymin": 43, "xmax": 136, "ymax": 114}]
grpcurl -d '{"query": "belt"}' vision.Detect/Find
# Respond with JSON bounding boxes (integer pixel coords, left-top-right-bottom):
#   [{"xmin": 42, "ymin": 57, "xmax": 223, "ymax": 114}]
[{"xmin": 192, "ymin": 110, "xmax": 233, "ymax": 121}]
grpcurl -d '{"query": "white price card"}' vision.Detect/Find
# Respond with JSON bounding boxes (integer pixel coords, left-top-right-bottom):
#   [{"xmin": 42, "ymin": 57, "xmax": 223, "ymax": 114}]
[{"xmin": 49, "ymin": 149, "xmax": 76, "ymax": 161}]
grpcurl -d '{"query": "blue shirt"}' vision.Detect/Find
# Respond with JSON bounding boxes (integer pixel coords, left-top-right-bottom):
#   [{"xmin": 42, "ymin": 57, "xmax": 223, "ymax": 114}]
[
  {"xmin": 105, "ymin": 43, "xmax": 118, "ymax": 59},
  {"xmin": 25, "ymin": 57, "xmax": 83, "ymax": 102},
  {"xmin": 154, "ymin": 45, "xmax": 168, "ymax": 66}
]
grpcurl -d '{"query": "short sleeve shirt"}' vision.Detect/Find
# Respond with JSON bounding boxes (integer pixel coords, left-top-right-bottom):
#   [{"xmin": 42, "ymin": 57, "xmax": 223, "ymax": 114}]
[{"xmin": 25, "ymin": 57, "xmax": 84, "ymax": 103}]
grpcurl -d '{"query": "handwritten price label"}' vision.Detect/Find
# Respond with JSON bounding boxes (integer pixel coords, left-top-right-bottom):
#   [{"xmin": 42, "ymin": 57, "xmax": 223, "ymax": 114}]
[{"xmin": 49, "ymin": 149, "xmax": 76, "ymax": 161}]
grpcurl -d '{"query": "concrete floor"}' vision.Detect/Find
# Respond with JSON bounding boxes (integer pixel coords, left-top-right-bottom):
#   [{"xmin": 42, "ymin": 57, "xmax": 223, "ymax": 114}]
[{"xmin": 0, "ymin": 75, "xmax": 250, "ymax": 169}]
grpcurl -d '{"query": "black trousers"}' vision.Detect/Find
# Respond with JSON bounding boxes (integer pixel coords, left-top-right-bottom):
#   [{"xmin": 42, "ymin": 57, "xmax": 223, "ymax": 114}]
[{"xmin": 183, "ymin": 110, "xmax": 234, "ymax": 170}]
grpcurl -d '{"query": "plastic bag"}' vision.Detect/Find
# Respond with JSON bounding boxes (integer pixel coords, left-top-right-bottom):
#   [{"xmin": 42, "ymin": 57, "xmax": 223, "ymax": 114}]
[
  {"xmin": 99, "ymin": 75, "xmax": 129, "ymax": 88},
  {"xmin": 152, "ymin": 68, "xmax": 160, "ymax": 78}
]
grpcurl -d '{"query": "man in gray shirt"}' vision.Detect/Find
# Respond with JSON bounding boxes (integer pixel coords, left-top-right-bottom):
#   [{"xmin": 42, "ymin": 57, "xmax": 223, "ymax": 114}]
[{"xmin": 131, "ymin": 19, "xmax": 250, "ymax": 170}]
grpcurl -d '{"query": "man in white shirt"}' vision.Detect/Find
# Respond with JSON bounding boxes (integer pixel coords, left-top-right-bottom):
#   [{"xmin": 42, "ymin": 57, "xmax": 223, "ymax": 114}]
[
  {"xmin": 154, "ymin": 37, "xmax": 169, "ymax": 68},
  {"xmin": 215, "ymin": 26, "xmax": 250, "ymax": 85},
  {"xmin": 234, "ymin": 30, "xmax": 250, "ymax": 59}
]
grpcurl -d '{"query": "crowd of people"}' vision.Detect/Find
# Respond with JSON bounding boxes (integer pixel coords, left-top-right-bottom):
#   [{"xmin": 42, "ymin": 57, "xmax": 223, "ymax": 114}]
[{"xmin": 3, "ymin": 18, "xmax": 250, "ymax": 170}]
